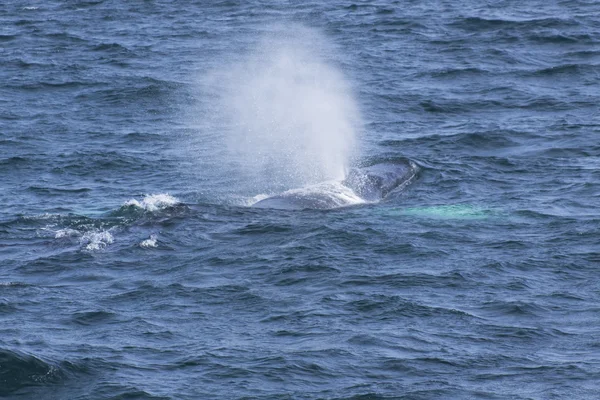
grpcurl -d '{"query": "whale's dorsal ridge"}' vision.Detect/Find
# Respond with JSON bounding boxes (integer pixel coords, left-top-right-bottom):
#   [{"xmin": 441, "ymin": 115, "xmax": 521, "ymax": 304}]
[{"xmin": 252, "ymin": 159, "xmax": 418, "ymax": 210}]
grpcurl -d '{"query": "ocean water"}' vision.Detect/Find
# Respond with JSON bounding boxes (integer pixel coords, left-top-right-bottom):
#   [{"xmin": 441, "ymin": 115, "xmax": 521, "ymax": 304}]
[{"xmin": 1, "ymin": 1, "xmax": 599, "ymax": 399}]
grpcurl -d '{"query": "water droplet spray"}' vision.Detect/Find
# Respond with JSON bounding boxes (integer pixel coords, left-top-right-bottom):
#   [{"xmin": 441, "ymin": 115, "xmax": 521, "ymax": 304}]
[{"xmin": 186, "ymin": 25, "xmax": 362, "ymax": 202}]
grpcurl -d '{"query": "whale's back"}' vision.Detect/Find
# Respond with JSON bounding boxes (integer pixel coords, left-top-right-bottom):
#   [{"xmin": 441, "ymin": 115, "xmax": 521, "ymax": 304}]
[
  {"xmin": 343, "ymin": 160, "xmax": 416, "ymax": 202},
  {"xmin": 252, "ymin": 160, "xmax": 418, "ymax": 210}
]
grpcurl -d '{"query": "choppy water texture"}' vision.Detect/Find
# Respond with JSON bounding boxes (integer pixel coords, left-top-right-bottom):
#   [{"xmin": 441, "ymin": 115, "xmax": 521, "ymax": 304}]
[{"xmin": 2, "ymin": 1, "xmax": 600, "ymax": 399}]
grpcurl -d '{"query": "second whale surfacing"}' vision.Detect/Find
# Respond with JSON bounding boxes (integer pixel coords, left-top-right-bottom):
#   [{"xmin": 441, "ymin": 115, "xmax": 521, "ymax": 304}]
[{"xmin": 251, "ymin": 159, "xmax": 419, "ymax": 210}]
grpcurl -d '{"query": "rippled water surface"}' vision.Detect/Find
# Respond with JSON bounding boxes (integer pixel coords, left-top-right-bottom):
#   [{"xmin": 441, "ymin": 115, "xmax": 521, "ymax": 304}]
[{"xmin": 1, "ymin": 1, "xmax": 600, "ymax": 399}]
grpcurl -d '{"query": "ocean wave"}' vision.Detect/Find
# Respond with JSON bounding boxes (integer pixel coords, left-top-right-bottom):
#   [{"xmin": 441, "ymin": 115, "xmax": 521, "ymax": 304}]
[
  {"xmin": 140, "ymin": 234, "xmax": 158, "ymax": 248},
  {"xmin": 0, "ymin": 156, "xmax": 29, "ymax": 166},
  {"xmin": 0, "ymin": 34, "xmax": 18, "ymax": 42},
  {"xmin": 421, "ymin": 67, "xmax": 490, "ymax": 78},
  {"xmin": 451, "ymin": 16, "xmax": 580, "ymax": 31},
  {"xmin": 27, "ymin": 186, "xmax": 92, "ymax": 195},
  {"xmin": 71, "ymin": 310, "xmax": 118, "ymax": 326},
  {"xmin": 52, "ymin": 150, "xmax": 150, "ymax": 176},
  {"xmin": 79, "ymin": 230, "xmax": 114, "ymax": 251},
  {"xmin": 50, "ymin": 225, "xmax": 116, "ymax": 251},
  {"xmin": 0, "ymin": 349, "xmax": 64, "ymax": 396},
  {"xmin": 92, "ymin": 42, "xmax": 132, "ymax": 53},
  {"xmin": 9, "ymin": 80, "xmax": 101, "ymax": 91},
  {"xmin": 75, "ymin": 77, "xmax": 181, "ymax": 106},
  {"xmin": 54, "ymin": 228, "xmax": 80, "ymax": 239},
  {"xmin": 527, "ymin": 63, "xmax": 597, "ymax": 76},
  {"xmin": 123, "ymin": 194, "xmax": 181, "ymax": 212},
  {"xmin": 527, "ymin": 33, "xmax": 596, "ymax": 44},
  {"xmin": 4, "ymin": 58, "xmax": 52, "ymax": 68}
]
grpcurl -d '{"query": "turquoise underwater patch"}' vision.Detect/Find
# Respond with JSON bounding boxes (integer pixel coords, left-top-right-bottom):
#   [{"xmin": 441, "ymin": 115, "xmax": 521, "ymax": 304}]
[{"xmin": 389, "ymin": 204, "xmax": 494, "ymax": 220}]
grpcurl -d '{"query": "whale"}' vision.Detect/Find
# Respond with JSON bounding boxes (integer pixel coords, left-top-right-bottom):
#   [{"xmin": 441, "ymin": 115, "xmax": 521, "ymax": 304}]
[{"xmin": 251, "ymin": 159, "xmax": 418, "ymax": 210}]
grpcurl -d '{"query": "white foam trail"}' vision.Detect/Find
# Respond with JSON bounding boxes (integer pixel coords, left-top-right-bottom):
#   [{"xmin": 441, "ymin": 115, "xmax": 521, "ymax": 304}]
[
  {"xmin": 124, "ymin": 194, "xmax": 180, "ymax": 212},
  {"xmin": 188, "ymin": 25, "xmax": 361, "ymax": 197}
]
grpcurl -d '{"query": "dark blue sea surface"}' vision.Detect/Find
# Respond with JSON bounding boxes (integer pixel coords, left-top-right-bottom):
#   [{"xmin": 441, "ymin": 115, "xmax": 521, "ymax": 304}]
[{"xmin": 1, "ymin": 1, "xmax": 600, "ymax": 399}]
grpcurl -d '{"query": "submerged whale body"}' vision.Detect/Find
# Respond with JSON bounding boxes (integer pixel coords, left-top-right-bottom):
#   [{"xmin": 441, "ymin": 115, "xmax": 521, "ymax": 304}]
[{"xmin": 252, "ymin": 159, "xmax": 418, "ymax": 210}]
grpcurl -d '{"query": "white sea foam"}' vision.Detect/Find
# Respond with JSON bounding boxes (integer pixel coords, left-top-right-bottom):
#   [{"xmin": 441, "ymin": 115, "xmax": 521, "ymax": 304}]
[
  {"xmin": 80, "ymin": 230, "xmax": 114, "ymax": 251},
  {"xmin": 52, "ymin": 226, "xmax": 116, "ymax": 251},
  {"xmin": 124, "ymin": 194, "xmax": 180, "ymax": 212},
  {"xmin": 23, "ymin": 213, "xmax": 59, "ymax": 221},
  {"xmin": 54, "ymin": 228, "xmax": 80, "ymax": 239},
  {"xmin": 140, "ymin": 234, "xmax": 158, "ymax": 248}
]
